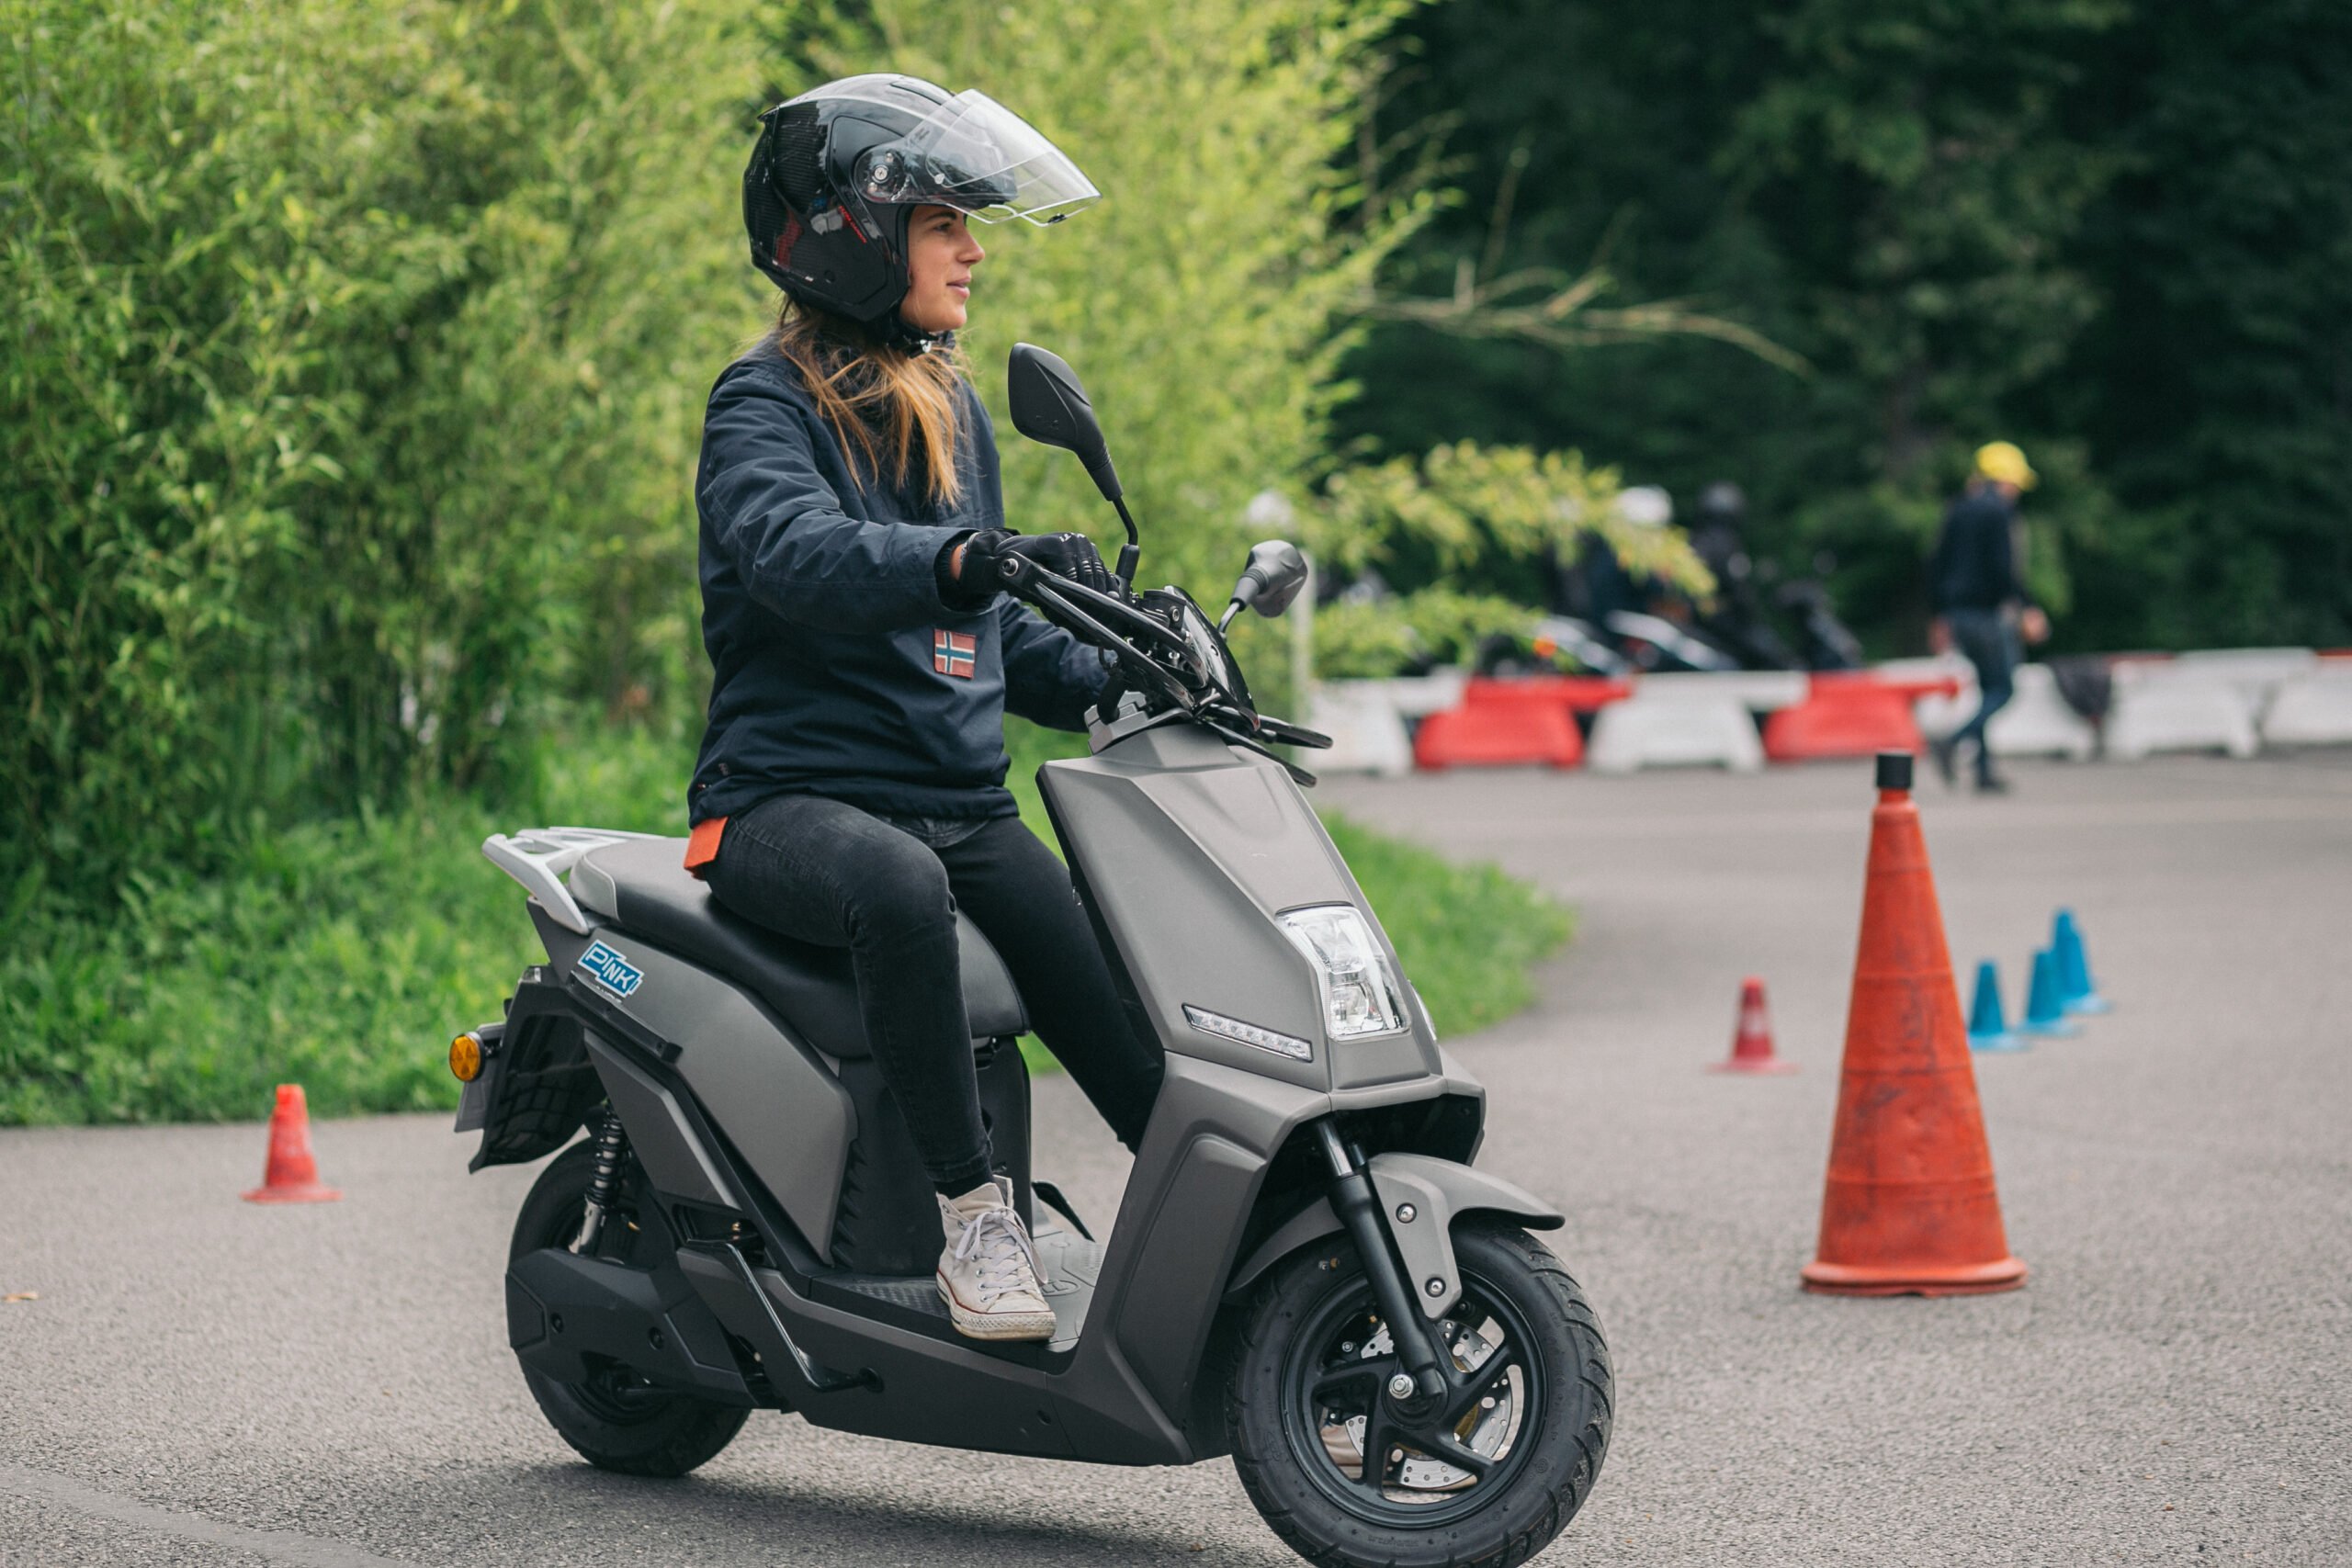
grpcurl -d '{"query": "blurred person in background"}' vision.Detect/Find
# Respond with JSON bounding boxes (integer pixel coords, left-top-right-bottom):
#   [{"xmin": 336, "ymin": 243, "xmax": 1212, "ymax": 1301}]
[
  {"xmin": 1685, "ymin": 481, "xmax": 1802, "ymax": 670},
  {"xmin": 1684, "ymin": 480, "xmax": 1749, "ymax": 590},
  {"xmin": 1928, "ymin": 441, "xmax": 2051, "ymax": 793}
]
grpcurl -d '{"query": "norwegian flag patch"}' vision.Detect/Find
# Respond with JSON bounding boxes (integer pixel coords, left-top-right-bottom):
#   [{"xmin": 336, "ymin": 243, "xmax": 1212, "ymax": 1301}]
[{"xmin": 933, "ymin": 629, "xmax": 978, "ymax": 678}]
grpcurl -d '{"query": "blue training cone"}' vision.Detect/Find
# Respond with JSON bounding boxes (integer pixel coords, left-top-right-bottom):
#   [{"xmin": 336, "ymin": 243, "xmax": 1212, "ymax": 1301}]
[
  {"xmin": 1967, "ymin": 960, "xmax": 2027, "ymax": 1053},
  {"xmin": 2021, "ymin": 947, "xmax": 2081, "ymax": 1037},
  {"xmin": 2052, "ymin": 908, "xmax": 2111, "ymax": 1015}
]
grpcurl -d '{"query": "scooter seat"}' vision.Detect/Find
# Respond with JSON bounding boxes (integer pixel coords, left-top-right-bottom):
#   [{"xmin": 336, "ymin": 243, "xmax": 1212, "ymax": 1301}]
[{"xmin": 568, "ymin": 837, "xmax": 1029, "ymax": 1058}]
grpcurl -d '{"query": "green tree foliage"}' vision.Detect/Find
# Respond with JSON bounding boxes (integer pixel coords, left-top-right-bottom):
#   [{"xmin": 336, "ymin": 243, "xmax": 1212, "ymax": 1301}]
[
  {"xmin": 1313, "ymin": 440, "xmax": 1710, "ymax": 589},
  {"xmin": 1342, "ymin": 0, "xmax": 2352, "ymax": 652},
  {"xmin": 1310, "ymin": 589, "xmax": 1539, "ymax": 678},
  {"xmin": 1303, "ymin": 438, "xmax": 1713, "ymax": 675},
  {"xmin": 5, "ymin": 0, "xmax": 753, "ymax": 900},
  {"xmin": 2055, "ymin": 0, "xmax": 2352, "ymax": 648}
]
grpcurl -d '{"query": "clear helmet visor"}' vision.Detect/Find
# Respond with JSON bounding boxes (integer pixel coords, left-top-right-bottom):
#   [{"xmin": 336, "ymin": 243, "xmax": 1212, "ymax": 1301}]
[{"xmin": 857, "ymin": 90, "xmax": 1099, "ymax": 226}]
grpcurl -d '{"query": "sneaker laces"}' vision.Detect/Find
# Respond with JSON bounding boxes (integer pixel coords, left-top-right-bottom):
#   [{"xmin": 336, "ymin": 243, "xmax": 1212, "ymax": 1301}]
[{"xmin": 952, "ymin": 1204, "xmax": 1044, "ymax": 1303}]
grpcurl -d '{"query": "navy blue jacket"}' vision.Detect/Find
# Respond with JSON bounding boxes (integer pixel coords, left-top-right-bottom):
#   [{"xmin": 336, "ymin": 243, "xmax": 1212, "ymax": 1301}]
[
  {"xmin": 1929, "ymin": 487, "xmax": 2029, "ymax": 615},
  {"xmin": 688, "ymin": 345, "xmax": 1110, "ymax": 827}
]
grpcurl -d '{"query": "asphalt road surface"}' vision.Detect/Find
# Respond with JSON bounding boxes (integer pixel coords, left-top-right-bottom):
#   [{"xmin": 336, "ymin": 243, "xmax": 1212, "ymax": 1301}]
[{"xmin": 5, "ymin": 752, "xmax": 2348, "ymax": 1566}]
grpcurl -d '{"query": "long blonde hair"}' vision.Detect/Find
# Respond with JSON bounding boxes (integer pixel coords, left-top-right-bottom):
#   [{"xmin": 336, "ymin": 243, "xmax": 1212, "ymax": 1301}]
[{"xmin": 770, "ymin": 303, "xmax": 967, "ymax": 508}]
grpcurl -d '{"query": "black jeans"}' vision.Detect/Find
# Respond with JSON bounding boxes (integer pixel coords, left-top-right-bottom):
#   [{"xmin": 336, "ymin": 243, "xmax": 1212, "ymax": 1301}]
[
  {"xmin": 702, "ymin": 793, "xmax": 1163, "ymax": 1195},
  {"xmin": 1946, "ymin": 606, "xmax": 2020, "ymax": 779}
]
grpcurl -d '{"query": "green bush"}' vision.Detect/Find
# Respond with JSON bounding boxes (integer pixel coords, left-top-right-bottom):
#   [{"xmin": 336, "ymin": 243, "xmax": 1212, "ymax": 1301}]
[
  {"xmin": 0, "ymin": 717, "xmax": 699, "ymax": 1124},
  {"xmin": 2, "ymin": 801, "xmax": 526, "ymax": 1124},
  {"xmin": 1300, "ymin": 441, "xmax": 1715, "ymax": 677},
  {"xmin": 4, "ymin": 0, "xmax": 746, "ymax": 902}
]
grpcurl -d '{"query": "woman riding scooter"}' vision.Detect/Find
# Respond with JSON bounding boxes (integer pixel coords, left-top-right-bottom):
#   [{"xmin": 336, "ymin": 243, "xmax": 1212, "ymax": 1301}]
[{"xmin": 687, "ymin": 74, "xmax": 1161, "ymax": 1342}]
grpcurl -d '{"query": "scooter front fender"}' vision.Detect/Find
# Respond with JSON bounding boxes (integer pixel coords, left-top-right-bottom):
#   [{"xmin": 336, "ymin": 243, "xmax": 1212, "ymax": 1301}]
[{"xmin": 1225, "ymin": 1153, "xmax": 1564, "ymax": 1322}]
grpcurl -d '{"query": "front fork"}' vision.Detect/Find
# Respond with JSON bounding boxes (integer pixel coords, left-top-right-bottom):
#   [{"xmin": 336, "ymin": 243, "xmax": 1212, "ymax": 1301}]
[{"xmin": 1313, "ymin": 1120, "xmax": 1450, "ymax": 1401}]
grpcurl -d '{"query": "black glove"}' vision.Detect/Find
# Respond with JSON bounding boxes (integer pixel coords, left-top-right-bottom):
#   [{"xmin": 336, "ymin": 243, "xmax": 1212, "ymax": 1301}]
[{"xmin": 953, "ymin": 528, "xmax": 1114, "ymax": 600}]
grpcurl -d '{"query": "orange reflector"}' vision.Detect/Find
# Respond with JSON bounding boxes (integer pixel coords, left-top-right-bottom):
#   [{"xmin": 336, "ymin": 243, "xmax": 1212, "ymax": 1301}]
[{"xmin": 448, "ymin": 1032, "xmax": 483, "ymax": 1083}]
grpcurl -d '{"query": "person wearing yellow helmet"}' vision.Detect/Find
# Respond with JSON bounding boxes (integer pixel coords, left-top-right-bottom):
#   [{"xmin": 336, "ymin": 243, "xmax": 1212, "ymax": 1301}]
[
  {"xmin": 1972, "ymin": 440, "xmax": 2038, "ymax": 493},
  {"xmin": 1927, "ymin": 442, "xmax": 2052, "ymax": 792}
]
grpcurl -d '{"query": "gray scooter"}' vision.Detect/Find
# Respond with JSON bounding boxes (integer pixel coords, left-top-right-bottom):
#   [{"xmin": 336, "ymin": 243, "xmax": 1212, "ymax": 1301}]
[{"xmin": 448, "ymin": 344, "xmax": 1611, "ymax": 1568}]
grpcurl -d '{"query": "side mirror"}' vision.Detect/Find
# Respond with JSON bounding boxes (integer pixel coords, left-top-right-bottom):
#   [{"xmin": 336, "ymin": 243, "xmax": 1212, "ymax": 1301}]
[
  {"xmin": 1008, "ymin": 343, "xmax": 1123, "ymax": 504},
  {"xmin": 1224, "ymin": 540, "xmax": 1309, "ymax": 628}
]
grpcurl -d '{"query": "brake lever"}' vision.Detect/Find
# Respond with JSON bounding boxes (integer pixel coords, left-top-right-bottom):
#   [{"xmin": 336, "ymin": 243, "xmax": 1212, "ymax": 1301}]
[
  {"xmin": 1002, "ymin": 558, "xmax": 1190, "ymax": 656},
  {"xmin": 1201, "ymin": 716, "xmax": 1318, "ymax": 787},
  {"xmin": 1009, "ymin": 566, "xmax": 1197, "ymax": 713},
  {"xmin": 1252, "ymin": 715, "xmax": 1334, "ymax": 750}
]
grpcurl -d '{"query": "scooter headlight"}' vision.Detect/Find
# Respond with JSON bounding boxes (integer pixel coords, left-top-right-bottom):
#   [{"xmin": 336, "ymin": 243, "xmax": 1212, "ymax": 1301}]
[{"xmin": 1278, "ymin": 904, "xmax": 1410, "ymax": 1041}]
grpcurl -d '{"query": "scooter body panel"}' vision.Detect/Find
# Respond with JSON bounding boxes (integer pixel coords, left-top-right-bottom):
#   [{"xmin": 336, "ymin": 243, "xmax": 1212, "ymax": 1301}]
[
  {"xmin": 1093, "ymin": 1053, "xmax": 1326, "ymax": 1435},
  {"xmin": 583, "ymin": 1033, "xmax": 747, "ymax": 1212},
  {"xmin": 569, "ymin": 926, "xmax": 855, "ymax": 1257}
]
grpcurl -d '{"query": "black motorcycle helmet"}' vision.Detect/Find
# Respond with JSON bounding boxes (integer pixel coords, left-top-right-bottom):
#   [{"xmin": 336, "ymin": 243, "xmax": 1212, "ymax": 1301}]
[{"xmin": 742, "ymin": 74, "xmax": 1098, "ymax": 347}]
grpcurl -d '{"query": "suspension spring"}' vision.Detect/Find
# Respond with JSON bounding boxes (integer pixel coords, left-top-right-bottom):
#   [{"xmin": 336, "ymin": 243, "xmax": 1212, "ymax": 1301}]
[{"xmin": 571, "ymin": 1107, "xmax": 627, "ymax": 1256}]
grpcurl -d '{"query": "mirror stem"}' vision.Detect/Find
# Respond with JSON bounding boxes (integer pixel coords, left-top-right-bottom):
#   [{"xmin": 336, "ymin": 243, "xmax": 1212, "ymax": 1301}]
[{"xmin": 1111, "ymin": 496, "xmax": 1140, "ymax": 591}]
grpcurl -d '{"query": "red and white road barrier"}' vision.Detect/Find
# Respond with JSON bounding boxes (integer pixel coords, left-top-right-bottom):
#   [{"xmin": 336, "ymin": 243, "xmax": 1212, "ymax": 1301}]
[{"xmin": 1317, "ymin": 645, "xmax": 2346, "ymax": 778}]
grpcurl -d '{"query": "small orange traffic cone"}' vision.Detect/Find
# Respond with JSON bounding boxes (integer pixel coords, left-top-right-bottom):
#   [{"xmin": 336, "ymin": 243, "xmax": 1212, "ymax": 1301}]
[
  {"xmin": 242, "ymin": 1084, "xmax": 342, "ymax": 1204},
  {"xmin": 1711, "ymin": 976, "xmax": 1797, "ymax": 1074},
  {"xmin": 1801, "ymin": 753, "xmax": 2024, "ymax": 1296}
]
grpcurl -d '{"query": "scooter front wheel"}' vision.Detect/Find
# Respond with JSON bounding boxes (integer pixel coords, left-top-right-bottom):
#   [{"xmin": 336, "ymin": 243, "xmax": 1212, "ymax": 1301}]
[{"xmin": 1226, "ymin": 1222, "xmax": 1611, "ymax": 1568}]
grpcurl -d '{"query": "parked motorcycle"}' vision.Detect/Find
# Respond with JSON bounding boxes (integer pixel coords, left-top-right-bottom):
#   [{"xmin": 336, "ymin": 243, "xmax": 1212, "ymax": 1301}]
[{"xmin": 449, "ymin": 344, "xmax": 1612, "ymax": 1568}]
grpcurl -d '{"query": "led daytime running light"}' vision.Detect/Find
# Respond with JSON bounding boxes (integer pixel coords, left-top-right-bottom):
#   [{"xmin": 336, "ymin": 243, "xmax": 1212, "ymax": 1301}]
[{"xmin": 1182, "ymin": 1005, "xmax": 1313, "ymax": 1062}]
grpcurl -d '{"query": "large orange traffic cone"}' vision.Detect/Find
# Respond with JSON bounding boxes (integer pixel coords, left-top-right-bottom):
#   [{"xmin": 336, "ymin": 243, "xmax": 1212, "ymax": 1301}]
[
  {"xmin": 1711, "ymin": 976, "xmax": 1798, "ymax": 1074},
  {"xmin": 241, "ymin": 1084, "xmax": 342, "ymax": 1204},
  {"xmin": 1801, "ymin": 753, "xmax": 2024, "ymax": 1296}
]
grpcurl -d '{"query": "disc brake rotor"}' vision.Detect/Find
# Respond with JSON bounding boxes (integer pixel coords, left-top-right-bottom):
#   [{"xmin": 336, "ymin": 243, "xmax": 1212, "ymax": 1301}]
[{"xmin": 1319, "ymin": 1321, "xmax": 1519, "ymax": 1497}]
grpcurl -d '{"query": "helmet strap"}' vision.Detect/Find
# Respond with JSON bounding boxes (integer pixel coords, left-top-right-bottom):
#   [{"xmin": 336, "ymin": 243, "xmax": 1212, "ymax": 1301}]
[{"xmin": 874, "ymin": 309, "xmax": 951, "ymax": 355}]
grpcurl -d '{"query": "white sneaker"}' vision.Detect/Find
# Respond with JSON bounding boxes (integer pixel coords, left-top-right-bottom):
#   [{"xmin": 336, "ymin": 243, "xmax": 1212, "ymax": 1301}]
[{"xmin": 936, "ymin": 1176, "xmax": 1057, "ymax": 1342}]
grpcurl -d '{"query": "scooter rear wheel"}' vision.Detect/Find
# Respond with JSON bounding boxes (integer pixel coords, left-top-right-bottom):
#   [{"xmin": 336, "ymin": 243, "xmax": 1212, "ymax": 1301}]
[
  {"xmin": 510, "ymin": 1138, "xmax": 750, "ymax": 1477},
  {"xmin": 1226, "ymin": 1222, "xmax": 1611, "ymax": 1568}
]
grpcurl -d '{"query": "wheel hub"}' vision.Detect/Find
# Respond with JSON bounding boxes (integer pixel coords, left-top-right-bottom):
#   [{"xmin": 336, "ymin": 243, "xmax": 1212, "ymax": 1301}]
[{"xmin": 1322, "ymin": 1323, "xmax": 1517, "ymax": 1497}]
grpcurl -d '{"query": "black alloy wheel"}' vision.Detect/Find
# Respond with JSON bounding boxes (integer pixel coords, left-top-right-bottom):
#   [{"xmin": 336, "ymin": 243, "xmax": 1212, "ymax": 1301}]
[
  {"xmin": 510, "ymin": 1137, "xmax": 750, "ymax": 1477},
  {"xmin": 1227, "ymin": 1223, "xmax": 1611, "ymax": 1568}
]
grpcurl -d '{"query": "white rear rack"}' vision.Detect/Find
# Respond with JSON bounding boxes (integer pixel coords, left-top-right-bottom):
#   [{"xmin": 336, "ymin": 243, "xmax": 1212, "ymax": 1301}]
[{"xmin": 481, "ymin": 826, "xmax": 664, "ymax": 935}]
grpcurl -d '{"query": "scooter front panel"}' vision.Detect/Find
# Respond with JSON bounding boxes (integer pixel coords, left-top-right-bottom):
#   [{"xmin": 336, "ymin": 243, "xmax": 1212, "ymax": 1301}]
[
  {"xmin": 1043, "ymin": 757, "xmax": 1329, "ymax": 1090},
  {"xmin": 1040, "ymin": 728, "xmax": 1442, "ymax": 1093}
]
